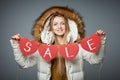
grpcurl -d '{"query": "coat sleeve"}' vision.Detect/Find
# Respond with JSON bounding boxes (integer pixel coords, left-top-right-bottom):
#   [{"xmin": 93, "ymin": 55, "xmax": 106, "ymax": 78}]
[
  {"xmin": 80, "ymin": 39, "xmax": 106, "ymax": 64},
  {"xmin": 10, "ymin": 40, "xmax": 39, "ymax": 68}
]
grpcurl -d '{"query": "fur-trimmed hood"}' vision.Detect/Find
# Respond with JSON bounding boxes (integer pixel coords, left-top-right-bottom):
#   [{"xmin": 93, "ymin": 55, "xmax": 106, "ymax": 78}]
[{"xmin": 32, "ymin": 6, "xmax": 85, "ymax": 44}]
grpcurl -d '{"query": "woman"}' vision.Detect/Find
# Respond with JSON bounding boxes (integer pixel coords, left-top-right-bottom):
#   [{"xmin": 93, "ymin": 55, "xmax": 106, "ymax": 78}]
[{"xmin": 10, "ymin": 6, "xmax": 106, "ymax": 80}]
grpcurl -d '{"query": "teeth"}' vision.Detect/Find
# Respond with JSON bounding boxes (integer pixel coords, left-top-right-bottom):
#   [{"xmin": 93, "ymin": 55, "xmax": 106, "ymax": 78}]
[
  {"xmin": 57, "ymin": 29, "xmax": 63, "ymax": 31},
  {"xmin": 58, "ymin": 30, "xmax": 62, "ymax": 32}
]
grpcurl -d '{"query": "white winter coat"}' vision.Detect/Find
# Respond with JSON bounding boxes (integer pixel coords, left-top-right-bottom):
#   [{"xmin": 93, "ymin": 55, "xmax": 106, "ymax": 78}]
[{"xmin": 10, "ymin": 39, "xmax": 106, "ymax": 80}]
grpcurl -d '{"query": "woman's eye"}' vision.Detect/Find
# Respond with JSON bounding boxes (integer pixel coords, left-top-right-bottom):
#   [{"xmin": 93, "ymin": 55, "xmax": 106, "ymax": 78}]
[
  {"xmin": 53, "ymin": 23, "xmax": 57, "ymax": 26},
  {"xmin": 62, "ymin": 23, "xmax": 65, "ymax": 25}
]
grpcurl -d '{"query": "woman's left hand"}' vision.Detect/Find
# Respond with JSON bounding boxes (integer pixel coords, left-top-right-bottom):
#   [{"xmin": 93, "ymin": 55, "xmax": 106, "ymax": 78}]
[{"xmin": 96, "ymin": 29, "xmax": 106, "ymax": 40}]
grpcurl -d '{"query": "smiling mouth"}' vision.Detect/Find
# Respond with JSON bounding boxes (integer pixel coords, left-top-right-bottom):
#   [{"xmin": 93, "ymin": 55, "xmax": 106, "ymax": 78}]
[{"xmin": 57, "ymin": 29, "xmax": 64, "ymax": 32}]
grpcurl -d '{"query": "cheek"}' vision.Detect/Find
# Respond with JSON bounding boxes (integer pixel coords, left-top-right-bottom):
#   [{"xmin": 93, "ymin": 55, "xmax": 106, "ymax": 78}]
[
  {"xmin": 52, "ymin": 27, "xmax": 58, "ymax": 34},
  {"xmin": 52, "ymin": 26, "xmax": 57, "ymax": 31},
  {"xmin": 63, "ymin": 26, "xmax": 66, "ymax": 30},
  {"xmin": 62, "ymin": 25, "xmax": 66, "ymax": 32}
]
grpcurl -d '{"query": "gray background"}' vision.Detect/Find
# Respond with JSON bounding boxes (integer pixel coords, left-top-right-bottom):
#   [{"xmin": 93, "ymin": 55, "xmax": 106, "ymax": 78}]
[{"xmin": 0, "ymin": 0, "xmax": 120, "ymax": 80}]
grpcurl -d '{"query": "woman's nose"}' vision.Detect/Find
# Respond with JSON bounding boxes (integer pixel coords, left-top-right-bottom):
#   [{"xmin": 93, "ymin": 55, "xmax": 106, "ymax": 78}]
[{"xmin": 58, "ymin": 24, "xmax": 62, "ymax": 29}]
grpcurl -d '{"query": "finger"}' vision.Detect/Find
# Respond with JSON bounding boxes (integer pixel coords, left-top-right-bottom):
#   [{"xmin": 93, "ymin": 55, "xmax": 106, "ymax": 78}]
[
  {"xmin": 11, "ymin": 35, "xmax": 16, "ymax": 39},
  {"xmin": 102, "ymin": 31, "xmax": 105, "ymax": 34},
  {"xmin": 96, "ymin": 30, "xmax": 101, "ymax": 35},
  {"xmin": 17, "ymin": 34, "xmax": 20, "ymax": 37},
  {"xmin": 11, "ymin": 37, "xmax": 18, "ymax": 40},
  {"xmin": 97, "ymin": 29, "xmax": 104, "ymax": 35},
  {"xmin": 11, "ymin": 34, "xmax": 21, "ymax": 40}
]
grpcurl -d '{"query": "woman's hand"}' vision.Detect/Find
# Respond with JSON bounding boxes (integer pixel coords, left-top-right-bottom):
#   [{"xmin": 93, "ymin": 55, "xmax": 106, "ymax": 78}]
[
  {"xmin": 96, "ymin": 29, "xmax": 106, "ymax": 40},
  {"xmin": 11, "ymin": 34, "xmax": 21, "ymax": 44}
]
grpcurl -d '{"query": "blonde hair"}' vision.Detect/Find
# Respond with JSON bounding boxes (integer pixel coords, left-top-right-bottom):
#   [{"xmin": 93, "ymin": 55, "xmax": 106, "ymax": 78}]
[{"xmin": 49, "ymin": 14, "xmax": 70, "ymax": 76}]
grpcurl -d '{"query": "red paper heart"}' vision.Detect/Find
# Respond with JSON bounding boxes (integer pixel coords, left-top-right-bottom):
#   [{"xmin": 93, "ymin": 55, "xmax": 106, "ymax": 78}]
[
  {"xmin": 38, "ymin": 44, "xmax": 58, "ymax": 62},
  {"xmin": 81, "ymin": 34, "xmax": 101, "ymax": 53},
  {"xmin": 19, "ymin": 38, "xmax": 39, "ymax": 56},
  {"xmin": 59, "ymin": 43, "xmax": 79, "ymax": 61}
]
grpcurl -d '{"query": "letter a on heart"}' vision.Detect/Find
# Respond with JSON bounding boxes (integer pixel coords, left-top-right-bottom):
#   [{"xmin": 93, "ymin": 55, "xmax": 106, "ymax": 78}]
[{"xmin": 38, "ymin": 44, "xmax": 58, "ymax": 62}]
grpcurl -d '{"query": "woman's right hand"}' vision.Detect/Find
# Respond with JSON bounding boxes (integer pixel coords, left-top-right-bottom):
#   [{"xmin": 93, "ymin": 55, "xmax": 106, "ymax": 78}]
[{"xmin": 11, "ymin": 34, "xmax": 21, "ymax": 44}]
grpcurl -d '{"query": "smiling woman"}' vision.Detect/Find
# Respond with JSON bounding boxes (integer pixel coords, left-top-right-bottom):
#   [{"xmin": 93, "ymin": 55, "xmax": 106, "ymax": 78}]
[
  {"xmin": 48, "ymin": 14, "xmax": 69, "ymax": 44},
  {"xmin": 10, "ymin": 6, "xmax": 106, "ymax": 80},
  {"xmin": 51, "ymin": 16, "xmax": 66, "ymax": 37}
]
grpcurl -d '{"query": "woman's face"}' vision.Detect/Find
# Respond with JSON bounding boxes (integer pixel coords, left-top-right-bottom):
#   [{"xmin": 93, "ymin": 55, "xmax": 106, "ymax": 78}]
[{"xmin": 52, "ymin": 16, "xmax": 66, "ymax": 37}]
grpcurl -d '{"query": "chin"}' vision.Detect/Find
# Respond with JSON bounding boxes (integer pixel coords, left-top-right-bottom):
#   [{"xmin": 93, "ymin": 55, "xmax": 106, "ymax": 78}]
[{"xmin": 55, "ymin": 33, "xmax": 64, "ymax": 36}]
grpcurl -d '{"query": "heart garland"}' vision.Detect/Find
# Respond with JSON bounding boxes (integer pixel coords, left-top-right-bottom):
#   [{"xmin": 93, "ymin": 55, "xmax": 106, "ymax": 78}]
[
  {"xmin": 59, "ymin": 43, "xmax": 79, "ymax": 61},
  {"xmin": 19, "ymin": 38, "xmax": 39, "ymax": 56},
  {"xmin": 38, "ymin": 44, "xmax": 58, "ymax": 62},
  {"xmin": 19, "ymin": 34, "xmax": 101, "ymax": 62},
  {"xmin": 81, "ymin": 34, "xmax": 101, "ymax": 53}
]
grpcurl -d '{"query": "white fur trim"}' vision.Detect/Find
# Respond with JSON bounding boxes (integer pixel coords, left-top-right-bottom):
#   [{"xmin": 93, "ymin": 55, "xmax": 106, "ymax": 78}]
[
  {"xmin": 41, "ymin": 16, "xmax": 79, "ymax": 44},
  {"xmin": 41, "ymin": 16, "xmax": 54, "ymax": 44},
  {"xmin": 68, "ymin": 19, "xmax": 78, "ymax": 42}
]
